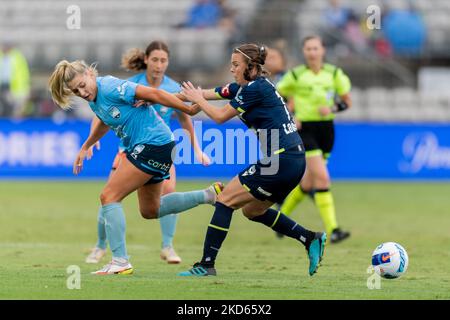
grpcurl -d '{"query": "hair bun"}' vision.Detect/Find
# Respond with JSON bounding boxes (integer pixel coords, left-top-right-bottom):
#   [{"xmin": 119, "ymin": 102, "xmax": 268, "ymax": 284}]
[{"xmin": 259, "ymin": 46, "xmax": 267, "ymax": 65}]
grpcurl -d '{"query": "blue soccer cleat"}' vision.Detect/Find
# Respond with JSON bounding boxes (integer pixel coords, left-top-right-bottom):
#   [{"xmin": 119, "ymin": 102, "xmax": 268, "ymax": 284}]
[
  {"xmin": 307, "ymin": 232, "xmax": 327, "ymax": 276},
  {"xmin": 178, "ymin": 262, "xmax": 217, "ymax": 277}
]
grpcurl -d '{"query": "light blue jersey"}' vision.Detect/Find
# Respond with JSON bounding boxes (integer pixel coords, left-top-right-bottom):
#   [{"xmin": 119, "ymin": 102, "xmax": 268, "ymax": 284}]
[
  {"xmin": 127, "ymin": 73, "xmax": 181, "ymax": 125},
  {"xmin": 89, "ymin": 76, "xmax": 174, "ymax": 152}
]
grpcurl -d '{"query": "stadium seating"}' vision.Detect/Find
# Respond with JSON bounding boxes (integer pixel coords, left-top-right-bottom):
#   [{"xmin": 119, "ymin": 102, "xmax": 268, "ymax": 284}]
[
  {"xmin": 0, "ymin": 0, "xmax": 260, "ymax": 71},
  {"xmin": 296, "ymin": 0, "xmax": 450, "ymax": 58}
]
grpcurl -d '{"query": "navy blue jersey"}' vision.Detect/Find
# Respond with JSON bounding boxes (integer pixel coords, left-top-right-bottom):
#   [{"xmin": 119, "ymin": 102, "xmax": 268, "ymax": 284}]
[{"xmin": 215, "ymin": 77, "xmax": 301, "ymax": 156}]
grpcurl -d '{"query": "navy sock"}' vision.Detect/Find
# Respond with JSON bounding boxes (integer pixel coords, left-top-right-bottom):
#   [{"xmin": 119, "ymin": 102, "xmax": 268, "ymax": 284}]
[
  {"xmin": 250, "ymin": 208, "xmax": 315, "ymax": 247},
  {"xmin": 200, "ymin": 202, "xmax": 234, "ymax": 267}
]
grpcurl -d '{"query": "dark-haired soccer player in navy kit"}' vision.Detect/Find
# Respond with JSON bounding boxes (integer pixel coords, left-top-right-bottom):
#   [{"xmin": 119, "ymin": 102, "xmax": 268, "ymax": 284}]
[{"xmin": 178, "ymin": 43, "xmax": 327, "ymax": 277}]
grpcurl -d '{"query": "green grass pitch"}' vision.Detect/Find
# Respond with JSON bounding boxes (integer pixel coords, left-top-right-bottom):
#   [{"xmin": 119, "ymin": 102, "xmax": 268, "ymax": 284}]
[{"xmin": 1, "ymin": 180, "xmax": 450, "ymax": 299}]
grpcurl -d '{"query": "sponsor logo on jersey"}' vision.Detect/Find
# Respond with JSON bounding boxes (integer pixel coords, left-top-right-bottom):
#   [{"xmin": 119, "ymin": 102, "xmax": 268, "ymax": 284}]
[
  {"xmin": 109, "ymin": 107, "xmax": 121, "ymax": 119},
  {"xmin": 117, "ymin": 83, "xmax": 128, "ymax": 96},
  {"xmin": 242, "ymin": 165, "xmax": 256, "ymax": 176},
  {"xmin": 257, "ymin": 187, "xmax": 272, "ymax": 197}
]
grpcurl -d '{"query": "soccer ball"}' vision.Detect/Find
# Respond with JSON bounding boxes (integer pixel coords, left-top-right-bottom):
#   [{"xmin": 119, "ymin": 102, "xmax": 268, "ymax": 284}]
[{"xmin": 371, "ymin": 242, "xmax": 409, "ymax": 279}]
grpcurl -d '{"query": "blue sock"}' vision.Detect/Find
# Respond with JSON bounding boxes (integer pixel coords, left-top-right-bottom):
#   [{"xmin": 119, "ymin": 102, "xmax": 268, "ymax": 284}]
[
  {"xmin": 250, "ymin": 208, "xmax": 315, "ymax": 247},
  {"xmin": 102, "ymin": 203, "xmax": 128, "ymax": 260},
  {"xmin": 160, "ymin": 214, "xmax": 178, "ymax": 248},
  {"xmin": 200, "ymin": 202, "xmax": 233, "ymax": 267},
  {"xmin": 158, "ymin": 191, "xmax": 206, "ymax": 218},
  {"xmin": 96, "ymin": 206, "xmax": 107, "ymax": 250}
]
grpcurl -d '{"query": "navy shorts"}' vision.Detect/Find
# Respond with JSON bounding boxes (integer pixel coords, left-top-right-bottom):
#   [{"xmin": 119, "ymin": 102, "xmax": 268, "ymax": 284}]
[
  {"xmin": 238, "ymin": 145, "xmax": 306, "ymax": 203},
  {"xmin": 126, "ymin": 141, "xmax": 175, "ymax": 185}
]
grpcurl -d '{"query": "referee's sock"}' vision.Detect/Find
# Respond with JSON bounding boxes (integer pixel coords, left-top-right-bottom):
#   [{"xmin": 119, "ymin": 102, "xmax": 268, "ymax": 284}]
[
  {"xmin": 250, "ymin": 208, "xmax": 315, "ymax": 247},
  {"xmin": 280, "ymin": 186, "xmax": 306, "ymax": 217},
  {"xmin": 314, "ymin": 189, "xmax": 338, "ymax": 235},
  {"xmin": 200, "ymin": 202, "xmax": 234, "ymax": 267}
]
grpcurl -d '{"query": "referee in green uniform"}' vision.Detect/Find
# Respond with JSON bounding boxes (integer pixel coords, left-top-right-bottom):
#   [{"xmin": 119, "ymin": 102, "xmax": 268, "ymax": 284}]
[{"xmin": 276, "ymin": 35, "xmax": 351, "ymax": 243}]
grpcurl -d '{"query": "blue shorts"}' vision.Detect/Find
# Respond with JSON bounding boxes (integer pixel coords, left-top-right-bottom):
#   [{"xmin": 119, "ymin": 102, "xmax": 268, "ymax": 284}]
[
  {"xmin": 238, "ymin": 145, "xmax": 305, "ymax": 203},
  {"xmin": 126, "ymin": 141, "xmax": 175, "ymax": 185}
]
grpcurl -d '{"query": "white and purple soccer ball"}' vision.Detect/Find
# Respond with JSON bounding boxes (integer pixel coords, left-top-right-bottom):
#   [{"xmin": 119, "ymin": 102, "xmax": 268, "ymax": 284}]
[{"xmin": 371, "ymin": 242, "xmax": 409, "ymax": 279}]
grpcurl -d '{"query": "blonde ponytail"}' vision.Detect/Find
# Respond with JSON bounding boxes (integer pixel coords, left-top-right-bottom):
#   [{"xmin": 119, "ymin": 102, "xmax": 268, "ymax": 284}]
[
  {"xmin": 121, "ymin": 48, "xmax": 146, "ymax": 71},
  {"xmin": 48, "ymin": 60, "xmax": 98, "ymax": 109}
]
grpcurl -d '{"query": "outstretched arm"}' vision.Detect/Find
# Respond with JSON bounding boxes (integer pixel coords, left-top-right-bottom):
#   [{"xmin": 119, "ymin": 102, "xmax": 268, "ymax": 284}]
[
  {"xmin": 181, "ymin": 81, "xmax": 239, "ymax": 124},
  {"xmin": 175, "ymin": 88, "xmax": 221, "ymax": 102},
  {"xmin": 74, "ymin": 117, "xmax": 109, "ymax": 175},
  {"xmin": 82, "ymin": 117, "xmax": 109, "ymax": 151},
  {"xmin": 135, "ymin": 85, "xmax": 198, "ymax": 116}
]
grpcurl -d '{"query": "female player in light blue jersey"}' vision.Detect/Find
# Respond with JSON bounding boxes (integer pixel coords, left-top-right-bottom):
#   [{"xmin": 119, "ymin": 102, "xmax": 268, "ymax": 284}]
[
  {"xmin": 48, "ymin": 60, "xmax": 221, "ymax": 275},
  {"xmin": 85, "ymin": 41, "xmax": 211, "ymax": 265}
]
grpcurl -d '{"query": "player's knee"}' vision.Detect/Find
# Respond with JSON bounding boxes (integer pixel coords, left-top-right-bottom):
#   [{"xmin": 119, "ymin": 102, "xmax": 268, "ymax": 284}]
[
  {"xmin": 314, "ymin": 176, "xmax": 330, "ymax": 189},
  {"xmin": 217, "ymin": 192, "xmax": 231, "ymax": 206},
  {"xmin": 139, "ymin": 207, "xmax": 158, "ymax": 219},
  {"xmin": 162, "ymin": 186, "xmax": 176, "ymax": 195},
  {"xmin": 242, "ymin": 206, "xmax": 264, "ymax": 219},
  {"xmin": 100, "ymin": 190, "xmax": 118, "ymax": 205}
]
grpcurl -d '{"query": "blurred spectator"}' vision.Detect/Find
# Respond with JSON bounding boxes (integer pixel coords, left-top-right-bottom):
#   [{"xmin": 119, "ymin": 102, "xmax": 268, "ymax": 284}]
[
  {"xmin": 217, "ymin": 0, "xmax": 237, "ymax": 35},
  {"xmin": 179, "ymin": 0, "xmax": 222, "ymax": 29},
  {"xmin": 322, "ymin": 0, "xmax": 351, "ymax": 30},
  {"xmin": 265, "ymin": 44, "xmax": 288, "ymax": 84},
  {"xmin": 0, "ymin": 42, "xmax": 30, "ymax": 117},
  {"xmin": 383, "ymin": 5, "xmax": 426, "ymax": 57},
  {"xmin": 176, "ymin": 0, "xmax": 237, "ymax": 37},
  {"xmin": 320, "ymin": 0, "xmax": 353, "ymax": 52},
  {"xmin": 342, "ymin": 12, "xmax": 369, "ymax": 55}
]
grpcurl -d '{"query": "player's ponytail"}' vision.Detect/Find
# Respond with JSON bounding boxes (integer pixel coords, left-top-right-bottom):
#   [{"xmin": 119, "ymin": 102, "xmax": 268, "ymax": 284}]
[
  {"xmin": 121, "ymin": 41, "xmax": 170, "ymax": 72},
  {"xmin": 48, "ymin": 60, "xmax": 97, "ymax": 109},
  {"xmin": 121, "ymin": 48, "xmax": 147, "ymax": 71},
  {"xmin": 234, "ymin": 43, "xmax": 269, "ymax": 81}
]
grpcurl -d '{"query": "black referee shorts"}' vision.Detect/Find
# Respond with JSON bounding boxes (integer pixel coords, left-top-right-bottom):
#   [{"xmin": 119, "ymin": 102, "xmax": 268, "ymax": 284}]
[{"xmin": 298, "ymin": 120, "xmax": 335, "ymax": 159}]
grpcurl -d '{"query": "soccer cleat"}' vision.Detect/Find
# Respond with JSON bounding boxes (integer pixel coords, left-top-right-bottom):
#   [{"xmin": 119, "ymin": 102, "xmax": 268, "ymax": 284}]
[
  {"xmin": 85, "ymin": 247, "xmax": 107, "ymax": 264},
  {"xmin": 91, "ymin": 258, "xmax": 133, "ymax": 275},
  {"xmin": 306, "ymin": 232, "xmax": 327, "ymax": 276},
  {"xmin": 206, "ymin": 182, "xmax": 225, "ymax": 204},
  {"xmin": 330, "ymin": 228, "xmax": 350, "ymax": 244},
  {"xmin": 160, "ymin": 246, "xmax": 182, "ymax": 264},
  {"xmin": 178, "ymin": 262, "xmax": 217, "ymax": 277}
]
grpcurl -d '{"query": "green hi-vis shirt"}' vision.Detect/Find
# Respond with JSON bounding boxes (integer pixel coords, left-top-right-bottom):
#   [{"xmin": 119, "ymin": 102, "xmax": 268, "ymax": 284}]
[{"xmin": 276, "ymin": 63, "xmax": 351, "ymax": 122}]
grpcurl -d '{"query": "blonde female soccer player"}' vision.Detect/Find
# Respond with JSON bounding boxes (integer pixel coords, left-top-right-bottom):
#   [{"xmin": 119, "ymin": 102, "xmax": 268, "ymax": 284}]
[
  {"xmin": 49, "ymin": 60, "xmax": 221, "ymax": 275},
  {"xmin": 85, "ymin": 41, "xmax": 211, "ymax": 265}
]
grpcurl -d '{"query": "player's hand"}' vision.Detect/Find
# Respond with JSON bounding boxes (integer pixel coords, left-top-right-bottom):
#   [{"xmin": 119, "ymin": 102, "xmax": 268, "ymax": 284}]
[
  {"xmin": 319, "ymin": 106, "xmax": 332, "ymax": 116},
  {"xmin": 86, "ymin": 141, "xmax": 101, "ymax": 160},
  {"xmin": 73, "ymin": 148, "xmax": 89, "ymax": 175},
  {"xmin": 295, "ymin": 119, "xmax": 302, "ymax": 130},
  {"xmin": 181, "ymin": 81, "xmax": 205, "ymax": 105},
  {"xmin": 190, "ymin": 103, "xmax": 202, "ymax": 115},
  {"xmin": 196, "ymin": 151, "xmax": 211, "ymax": 166}
]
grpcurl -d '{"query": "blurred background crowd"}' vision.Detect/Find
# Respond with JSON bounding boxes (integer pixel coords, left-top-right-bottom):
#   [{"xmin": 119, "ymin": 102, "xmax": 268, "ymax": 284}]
[{"xmin": 0, "ymin": 0, "xmax": 449, "ymax": 122}]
